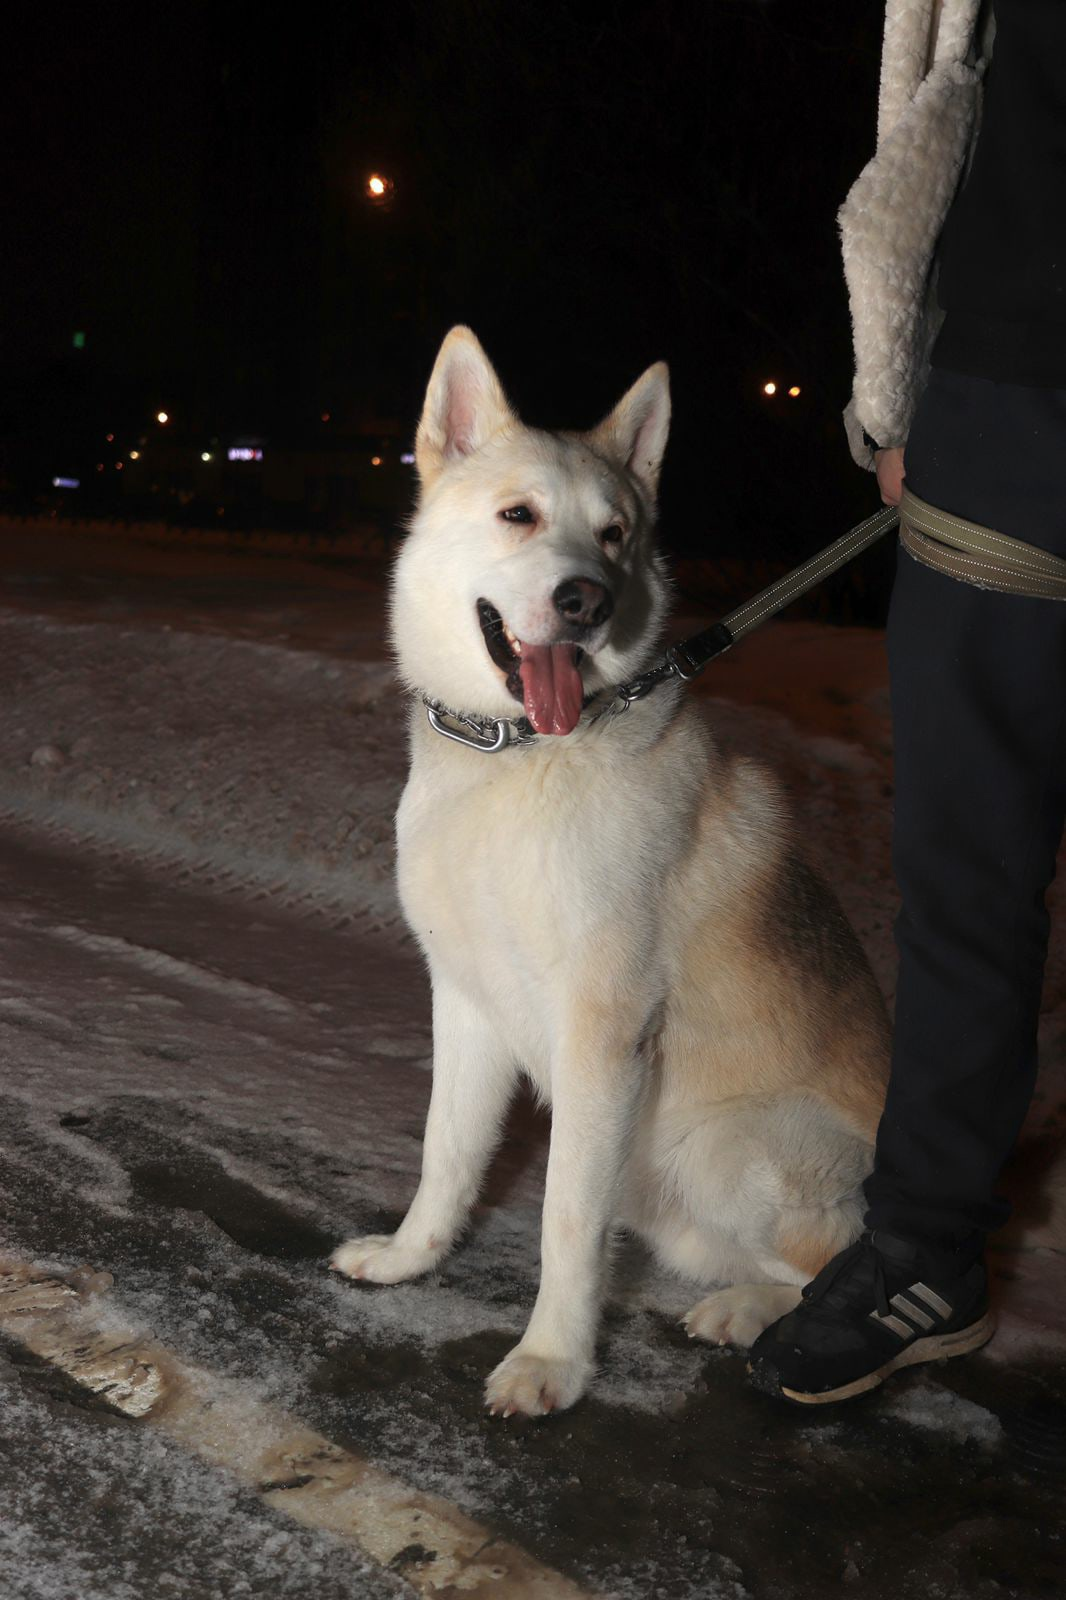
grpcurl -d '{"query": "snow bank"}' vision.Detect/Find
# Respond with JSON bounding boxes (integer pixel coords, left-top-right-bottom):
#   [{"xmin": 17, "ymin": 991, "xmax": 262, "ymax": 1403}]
[{"xmin": 0, "ymin": 613, "xmax": 406, "ymax": 926}]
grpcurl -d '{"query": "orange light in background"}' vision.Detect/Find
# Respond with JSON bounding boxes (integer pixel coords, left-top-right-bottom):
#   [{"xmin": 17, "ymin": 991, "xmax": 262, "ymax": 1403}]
[
  {"xmin": 788, "ymin": 385, "xmax": 801, "ymax": 398},
  {"xmin": 105, "ymin": 432, "xmax": 114, "ymax": 442},
  {"xmin": 366, "ymin": 172, "xmax": 394, "ymax": 205},
  {"xmin": 115, "ymin": 461, "xmax": 124, "ymax": 471},
  {"xmin": 763, "ymin": 382, "xmax": 777, "ymax": 396},
  {"xmin": 370, "ymin": 456, "xmax": 382, "ymax": 467},
  {"xmin": 320, "ymin": 411, "xmax": 331, "ymax": 422},
  {"xmin": 129, "ymin": 450, "xmax": 140, "ymax": 460},
  {"xmin": 156, "ymin": 411, "xmax": 169, "ymax": 425}
]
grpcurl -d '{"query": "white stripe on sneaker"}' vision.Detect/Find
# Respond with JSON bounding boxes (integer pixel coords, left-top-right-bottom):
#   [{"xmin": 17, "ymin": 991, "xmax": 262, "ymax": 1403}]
[
  {"xmin": 869, "ymin": 1311, "xmax": 915, "ymax": 1339},
  {"xmin": 889, "ymin": 1293, "xmax": 935, "ymax": 1331},
  {"xmin": 908, "ymin": 1281, "xmax": 953, "ymax": 1319}
]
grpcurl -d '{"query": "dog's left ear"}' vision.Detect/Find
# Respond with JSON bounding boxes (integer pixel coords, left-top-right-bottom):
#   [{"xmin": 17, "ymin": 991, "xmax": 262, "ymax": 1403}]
[
  {"xmin": 586, "ymin": 362, "xmax": 671, "ymax": 498},
  {"xmin": 415, "ymin": 326, "xmax": 516, "ymax": 487}
]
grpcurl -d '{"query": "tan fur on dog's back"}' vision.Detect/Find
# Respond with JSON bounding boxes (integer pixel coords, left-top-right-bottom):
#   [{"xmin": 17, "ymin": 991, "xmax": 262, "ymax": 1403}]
[{"xmin": 655, "ymin": 728, "xmax": 887, "ymax": 1136}]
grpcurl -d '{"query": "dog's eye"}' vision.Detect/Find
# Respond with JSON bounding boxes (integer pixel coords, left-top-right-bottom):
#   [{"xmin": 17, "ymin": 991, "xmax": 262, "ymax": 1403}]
[
  {"xmin": 500, "ymin": 505, "xmax": 535, "ymax": 524},
  {"xmin": 600, "ymin": 524, "xmax": 624, "ymax": 546}
]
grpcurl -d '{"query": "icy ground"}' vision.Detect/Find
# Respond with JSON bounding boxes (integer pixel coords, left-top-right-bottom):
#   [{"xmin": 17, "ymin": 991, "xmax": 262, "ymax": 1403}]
[{"xmin": 0, "ymin": 522, "xmax": 1064, "ymax": 1599}]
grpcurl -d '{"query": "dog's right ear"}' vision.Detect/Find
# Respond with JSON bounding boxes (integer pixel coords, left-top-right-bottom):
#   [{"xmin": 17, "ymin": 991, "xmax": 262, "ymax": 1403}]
[{"xmin": 415, "ymin": 327, "xmax": 515, "ymax": 487}]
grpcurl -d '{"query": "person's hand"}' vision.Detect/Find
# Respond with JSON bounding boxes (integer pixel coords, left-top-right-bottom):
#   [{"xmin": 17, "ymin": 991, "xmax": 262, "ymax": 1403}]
[{"xmin": 875, "ymin": 446, "xmax": 905, "ymax": 507}]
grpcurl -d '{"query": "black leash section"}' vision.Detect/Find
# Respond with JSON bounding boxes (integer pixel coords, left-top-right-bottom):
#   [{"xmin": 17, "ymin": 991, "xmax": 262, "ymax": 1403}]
[{"xmin": 425, "ymin": 502, "xmax": 902, "ymax": 751}]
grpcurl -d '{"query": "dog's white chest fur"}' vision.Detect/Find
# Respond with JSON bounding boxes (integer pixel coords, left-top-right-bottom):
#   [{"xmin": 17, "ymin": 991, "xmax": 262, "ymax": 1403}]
[{"xmin": 397, "ymin": 715, "xmax": 683, "ymax": 1093}]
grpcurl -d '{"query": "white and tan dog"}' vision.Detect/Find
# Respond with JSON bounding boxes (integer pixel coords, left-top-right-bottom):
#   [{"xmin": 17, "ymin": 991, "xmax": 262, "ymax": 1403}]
[{"xmin": 332, "ymin": 327, "xmax": 890, "ymax": 1417}]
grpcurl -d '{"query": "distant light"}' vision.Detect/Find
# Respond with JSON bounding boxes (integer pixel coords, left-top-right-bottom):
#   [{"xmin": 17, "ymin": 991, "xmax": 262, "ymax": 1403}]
[
  {"xmin": 366, "ymin": 172, "xmax": 394, "ymax": 206},
  {"xmin": 201, "ymin": 451, "xmax": 213, "ymax": 462},
  {"xmin": 227, "ymin": 446, "xmax": 263, "ymax": 462},
  {"xmin": 320, "ymin": 411, "xmax": 331, "ymax": 422},
  {"xmin": 370, "ymin": 455, "xmax": 382, "ymax": 467},
  {"xmin": 106, "ymin": 433, "xmax": 114, "ymax": 443},
  {"xmin": 156, "ymin": 411, "xmax": 169, "ymax": 425},
  {"xmin": 788, "ymin": 385, "xmax": 801, "ymax": 398},
  {"xmin": 52, "ymin": 476, "xmax": 79, "ymax": 489},
  {"xmin": 400, "ymin": 451, "xmax": 415, "ymax": 465},
  {"xmin": 129, "ymin": 450, "xmax": 140, "ymax": 460},
  {"xmin": 763, "ymin": 382, "xmax": 777, "ymax": 396},
  {"xmin": 72, "ymin": 331, "xmax": 86, "ymax": 350},
  {"xmin": 115, "ymin": 461, "xmax": 124, "ymax": 471},
  {"xmin": 96, "ymin": 463, "xmax": 105, "ymax": 472}
]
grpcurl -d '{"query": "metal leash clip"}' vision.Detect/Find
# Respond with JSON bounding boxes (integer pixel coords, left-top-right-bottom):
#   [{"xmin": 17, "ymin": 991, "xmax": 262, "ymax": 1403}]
[{"xmin": 425, "ymin": 702, "xmax": 515, "ymax": 753}]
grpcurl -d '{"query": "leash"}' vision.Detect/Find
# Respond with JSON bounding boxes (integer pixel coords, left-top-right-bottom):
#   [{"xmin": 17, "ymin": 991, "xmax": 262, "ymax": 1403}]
[
  {"xmin": 898, "ymin": 487, "xmax": 1066, "ymax": 599},
  {"xmin": 425, "ymin": 502, "xmax": 902, "ymax": 753},
  {"xmin": 424, "ymin": 489, "xmax": 1066, "ymax": 753}
]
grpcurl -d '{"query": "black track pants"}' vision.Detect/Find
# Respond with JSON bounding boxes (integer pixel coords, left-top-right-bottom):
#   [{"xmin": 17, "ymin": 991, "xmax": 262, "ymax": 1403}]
[{"xmin": 864, "ymin": 368, "xmax": 1066, "ymax": 1243}]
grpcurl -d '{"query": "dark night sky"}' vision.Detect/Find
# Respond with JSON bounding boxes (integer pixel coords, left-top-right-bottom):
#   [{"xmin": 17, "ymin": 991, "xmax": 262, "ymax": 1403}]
[{"xmin": 3, "ymin": 1, "xmax": 884, "ymax": 554}]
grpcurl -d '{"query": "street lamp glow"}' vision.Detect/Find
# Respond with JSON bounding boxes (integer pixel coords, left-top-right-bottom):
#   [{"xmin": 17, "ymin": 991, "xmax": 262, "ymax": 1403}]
[
  {"xmin": 788, "ymin": 385, "xmax": 801, "ymax": 398},
  {"xmin": 366, "ymin": 172, "xmax": 394, "ymax": 205},
  {"xmin": 371, "ymin": 455, "xmax": 382, "ymax": 467},
  {"xmin": 129, "ymin": 450, "xmax": 140, "ymax": 460},
  {"xmin": 763, "ymin": 382, "xmax": 777, "ymax": 396},
  {"xmin": 156, "ymin": 411, "xmax": 169, "ymax": 425}
]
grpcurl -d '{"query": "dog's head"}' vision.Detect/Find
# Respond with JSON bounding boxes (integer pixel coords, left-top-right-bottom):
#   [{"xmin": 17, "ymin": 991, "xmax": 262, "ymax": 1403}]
[{"xmin": 391, "ymin": 326, "xmax": 672, "ymax": 735}]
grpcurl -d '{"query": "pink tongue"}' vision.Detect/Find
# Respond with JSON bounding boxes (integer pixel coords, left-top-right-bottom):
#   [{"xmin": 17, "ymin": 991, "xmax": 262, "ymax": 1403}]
[{"xmin": 518, "ymin": 643, "xmax": 584, "ymax": 735}]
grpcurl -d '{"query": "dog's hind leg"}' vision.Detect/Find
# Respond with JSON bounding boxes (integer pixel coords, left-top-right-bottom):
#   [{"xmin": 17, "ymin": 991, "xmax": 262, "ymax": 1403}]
[
  {"xmin": 331, "ymin": 976, "xmax": 516, "ymax": 1283},
  {"xmin": 683, "ymin": 1283, "xmax": 804, "ymax": 1347},
  {"xmin": 682, "ymin": 1203, "xmax": 863, "ymax": 1347}
]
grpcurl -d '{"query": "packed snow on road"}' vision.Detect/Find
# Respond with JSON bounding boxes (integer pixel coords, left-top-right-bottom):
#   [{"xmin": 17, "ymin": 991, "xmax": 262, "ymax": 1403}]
[{"xmin": 0, "ymin": 524, "xmax": 1063, "ymax": 1600}]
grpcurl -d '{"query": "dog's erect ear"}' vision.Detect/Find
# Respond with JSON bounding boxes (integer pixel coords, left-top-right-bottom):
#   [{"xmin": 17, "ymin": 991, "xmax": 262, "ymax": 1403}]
[
  {"xmin": 415, "ymin": 327, "xmax": 515, "ymax": 485},
  {"xmin": 586, "ymin": 362, "xmax": 671, "ymax": 497}
]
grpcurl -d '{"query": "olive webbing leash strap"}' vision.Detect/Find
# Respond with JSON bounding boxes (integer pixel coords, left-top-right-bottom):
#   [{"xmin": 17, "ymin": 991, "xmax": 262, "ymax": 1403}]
[
  {"xmin": 661, "ymin": 502, "xmax": 901, "ymax": 680},
  {"xmin": 898, "ymin": 488, "xmax": 1066, "ymax": 600}
]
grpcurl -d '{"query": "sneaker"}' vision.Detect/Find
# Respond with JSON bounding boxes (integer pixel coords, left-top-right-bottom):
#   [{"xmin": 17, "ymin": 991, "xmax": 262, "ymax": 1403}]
[{"xmin": 747, "ymin": 1230, "xmax": 995, "ymax": 1405}]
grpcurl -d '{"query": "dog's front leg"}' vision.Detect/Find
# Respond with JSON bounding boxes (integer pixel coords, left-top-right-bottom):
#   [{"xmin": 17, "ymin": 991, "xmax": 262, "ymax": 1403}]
[
  {"xmin": 485, "ymin": 1035, "xmax": 643, "ymax": 1418},
  {"xmin": 331, "ymin": 976, "xmax": 515, "ymax": 1283}
]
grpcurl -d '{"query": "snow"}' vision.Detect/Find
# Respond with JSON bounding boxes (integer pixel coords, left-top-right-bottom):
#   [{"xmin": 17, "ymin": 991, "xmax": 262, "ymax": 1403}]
[
  {"xmin": 880, "ymin": 1382, "xmax": 1004, "ymax": 1447},
  {"xmin": 0, "ymin": 521, "xmax": 1064, "ymax": 1599}
]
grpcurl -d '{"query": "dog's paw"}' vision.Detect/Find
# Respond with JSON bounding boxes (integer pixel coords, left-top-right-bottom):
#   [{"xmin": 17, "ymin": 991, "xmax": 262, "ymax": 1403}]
[
  {"xmin": 484, "ymin": 1347, "xmax": 591, "ymax": 1418},
  {"xmin": 682, "ymin": 1285, "xmax": 802, "ymax": 1349},
  {"xmin": 329, "ymin": 1234, "xmax": 439, "ymax": 1284}
]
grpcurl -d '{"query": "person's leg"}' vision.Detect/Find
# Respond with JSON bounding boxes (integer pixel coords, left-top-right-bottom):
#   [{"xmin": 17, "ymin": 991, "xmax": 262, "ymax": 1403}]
[
  {"xmin": 870, "ymin": 372, "xmax": 1066, "ymax": 1242},
  {"xmin": 750, "ymin": 372, "xmax": 1066, "ymax": 1401}
]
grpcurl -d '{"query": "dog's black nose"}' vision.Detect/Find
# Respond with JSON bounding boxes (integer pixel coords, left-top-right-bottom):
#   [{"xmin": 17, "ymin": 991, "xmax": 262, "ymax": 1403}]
[{"xmin": 552, "ymin": 578, "xmax": 613, "ymax": 628}]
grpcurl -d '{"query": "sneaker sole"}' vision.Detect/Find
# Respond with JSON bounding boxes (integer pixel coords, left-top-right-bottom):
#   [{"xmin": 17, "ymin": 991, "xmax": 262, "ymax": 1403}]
[{"xmin": 758, "ymin": 1310, "xmax": 997, "ymax": 1406}]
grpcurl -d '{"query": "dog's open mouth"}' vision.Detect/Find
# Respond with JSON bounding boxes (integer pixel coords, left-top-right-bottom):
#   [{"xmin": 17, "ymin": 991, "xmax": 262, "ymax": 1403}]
[{"xmin": 477, "ymin": 599, "xmax": 586, "ymax": 736}]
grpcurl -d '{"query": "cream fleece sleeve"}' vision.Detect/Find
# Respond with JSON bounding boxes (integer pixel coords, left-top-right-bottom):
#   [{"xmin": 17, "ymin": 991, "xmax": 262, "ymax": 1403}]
[{"xmin": 838, "ymin": 0, "xmax": 988, "ymax": 469}]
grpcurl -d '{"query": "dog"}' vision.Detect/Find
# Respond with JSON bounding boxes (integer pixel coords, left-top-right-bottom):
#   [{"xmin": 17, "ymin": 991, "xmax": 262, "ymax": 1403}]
[{"xmin": 331, "ymin": 326, "xmax": 890, "ymax": 1417}]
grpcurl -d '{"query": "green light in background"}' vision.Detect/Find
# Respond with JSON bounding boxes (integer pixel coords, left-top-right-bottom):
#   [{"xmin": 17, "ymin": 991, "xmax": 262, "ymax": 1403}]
[{"xmin": 72, "ymin": 331, "xmax": 86, "ymax": 350}]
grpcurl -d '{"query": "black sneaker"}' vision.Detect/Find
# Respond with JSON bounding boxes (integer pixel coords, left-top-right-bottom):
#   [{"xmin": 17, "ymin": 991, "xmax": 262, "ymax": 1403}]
[{"xmin": 747, "ymin": 1230, "xmax": 995, "ymax": 1405}]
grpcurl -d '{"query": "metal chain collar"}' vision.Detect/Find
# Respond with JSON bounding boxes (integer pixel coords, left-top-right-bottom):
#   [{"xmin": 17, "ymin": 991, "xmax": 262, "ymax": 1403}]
[{"xmin": 421, "ymin": 504, "xmax": 901, "ymax": 755}]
